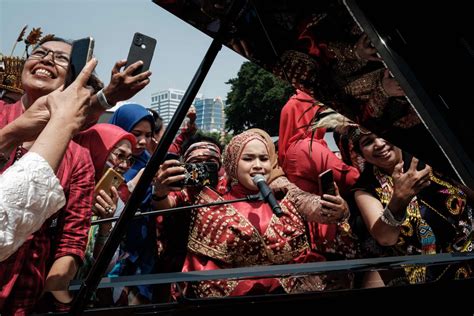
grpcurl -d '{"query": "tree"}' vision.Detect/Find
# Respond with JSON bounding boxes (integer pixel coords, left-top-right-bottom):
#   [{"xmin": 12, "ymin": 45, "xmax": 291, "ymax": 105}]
[
  {"xmin": 224, "ymin": 62, "xmax": 294, "ymax": 136},
  {"xmin": 197, "ymin": 130, "xmax": 233, "ymax": 148}
]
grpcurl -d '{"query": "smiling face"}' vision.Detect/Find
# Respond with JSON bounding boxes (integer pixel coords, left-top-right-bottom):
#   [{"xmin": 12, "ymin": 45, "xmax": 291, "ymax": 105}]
[
  {"xmin": 236, "ymin": 139, "xmax": 272, "ymax": 190},
  {"xmin": 21, "ymin": 40, "xmax": 72, "ymax": 106},
  {"xmin": 358, "ymin": 133, "xmax": 402, "ymax": 174}
]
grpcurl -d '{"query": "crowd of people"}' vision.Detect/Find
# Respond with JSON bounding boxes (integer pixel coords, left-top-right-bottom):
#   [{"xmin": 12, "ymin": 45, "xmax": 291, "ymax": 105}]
[{"xmin": 0, "ymin": 30, "xmax": 473, "ymax": 315}]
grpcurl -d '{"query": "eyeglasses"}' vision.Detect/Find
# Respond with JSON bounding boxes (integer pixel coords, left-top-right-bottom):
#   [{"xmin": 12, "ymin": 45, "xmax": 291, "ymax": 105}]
[
  {"xmin": 28, "ymin": 47, "xmax": 70, "ymax": 68},
  {"xmin": 110, "ymin": 150, "xmax": 135, "ymax": 166}
]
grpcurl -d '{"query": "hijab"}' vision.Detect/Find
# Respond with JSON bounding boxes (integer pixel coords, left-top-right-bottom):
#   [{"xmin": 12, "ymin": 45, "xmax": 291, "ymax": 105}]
[
  {"xmin": 108, "ymin": 103, "xmax": 155, "ymax": 181},
  {"xmin": 223, "ymin": 128, "xmax": 282, "ymax": 185},
  {"xmin": 76, "ymin": 123, "xmax": 136, "ymax": 182},
  {"xmin": 108, "ymin": 103, "xmax": 155, "ymax": 134},
  {"xmin": 247, "ymin": 128, "xmax": 285, "ymax": 183}
]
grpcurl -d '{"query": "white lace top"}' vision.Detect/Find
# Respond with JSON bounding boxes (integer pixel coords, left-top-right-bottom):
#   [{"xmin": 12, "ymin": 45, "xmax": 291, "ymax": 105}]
[{"xmin": 0, "ymin": 152, "xmax": 65, "ymax": 261}]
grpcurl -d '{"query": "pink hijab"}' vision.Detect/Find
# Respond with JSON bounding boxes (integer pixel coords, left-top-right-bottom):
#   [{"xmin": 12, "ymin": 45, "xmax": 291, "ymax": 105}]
[{"xmin": 75, "ymin": 123, "xmax": 136, "ymax": 182}]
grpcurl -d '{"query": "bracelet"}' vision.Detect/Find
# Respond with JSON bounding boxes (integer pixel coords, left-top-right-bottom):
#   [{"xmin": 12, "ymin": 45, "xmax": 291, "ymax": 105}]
[
  {"xmin": 380, "ymin": 205, "xmax": 406, "ymax": 227},
  {"xmin": 152, "ymin": 194, "xmax": 168, "ymax": 201},
  {"xmin": 96, "ymin": 89, "xmax": 114, "ymax": 109}
]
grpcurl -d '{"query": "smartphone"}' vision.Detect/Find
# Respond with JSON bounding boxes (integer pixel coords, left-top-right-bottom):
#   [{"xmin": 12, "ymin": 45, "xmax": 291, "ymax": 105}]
[
  {"xmin": 95, "ymin": 168, "xmax": 124, "ymax": 197},
  {"xmin": 402, "ymin": 151, "xmax": 426, "ymax": 172},
  {"xmin": 65, "ymin": 37, "xmax": 94, "ymax": 87},
  {"xmin": 170, "ymin": 162, "xmax": 219, "ymax": 188},
  {"xmin": 164, "ymin": 152, "xmax": 180, "ymax": 162},
  {"xmin": 125, "ymin": 32, "xmax": 157, "ymax": 76},
  {"xmin": 318, "ymin": 169, "xmax": 337, "ymax": 196}
]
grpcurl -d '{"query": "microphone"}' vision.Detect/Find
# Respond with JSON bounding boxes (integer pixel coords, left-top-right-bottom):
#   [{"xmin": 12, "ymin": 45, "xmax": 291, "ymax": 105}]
[{"xmin": 252, "ymin": 175, "xmax": 284, "ymax": 217}]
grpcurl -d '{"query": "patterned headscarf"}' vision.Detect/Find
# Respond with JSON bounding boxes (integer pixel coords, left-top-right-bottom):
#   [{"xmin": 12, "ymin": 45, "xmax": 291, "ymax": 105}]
[
  {"xmin": 184, "ymin": 141, "xmax": 221, "ymax": 167},
  {"xmin": 223, "ymin": 129, "xmax": 283, "ymax": 184},
  {"xmin": 247, "ymin": 128, "xmax": 285, "ymax": 183}
]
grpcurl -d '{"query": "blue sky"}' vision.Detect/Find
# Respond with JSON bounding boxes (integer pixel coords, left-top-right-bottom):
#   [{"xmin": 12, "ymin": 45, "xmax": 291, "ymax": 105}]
[{"xmin": 0, "ymin": 0, "xmax": 247, "ymax": 106}]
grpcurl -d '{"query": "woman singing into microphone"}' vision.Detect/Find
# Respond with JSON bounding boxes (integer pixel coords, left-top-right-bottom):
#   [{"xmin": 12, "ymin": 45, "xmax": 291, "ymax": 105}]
[{"xmin": 179, "ymin": 129, "xmax": 346, "ymax": 298}]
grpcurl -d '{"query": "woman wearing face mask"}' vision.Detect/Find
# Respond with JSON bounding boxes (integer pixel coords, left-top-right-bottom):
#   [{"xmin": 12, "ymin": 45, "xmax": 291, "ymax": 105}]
[
  {"xmin": 181, "ymin": 129, "xmax": 332, "ymax": 298},
  {"xmin": 75, "ymin": 123, "xmax": 136, "ymax": 269}
]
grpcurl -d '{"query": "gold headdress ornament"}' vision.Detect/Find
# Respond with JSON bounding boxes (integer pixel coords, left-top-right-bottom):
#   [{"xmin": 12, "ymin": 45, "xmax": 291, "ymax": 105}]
[{"xmin": 0, "ymin": 26, "xmax": 54, "ymax": 97}]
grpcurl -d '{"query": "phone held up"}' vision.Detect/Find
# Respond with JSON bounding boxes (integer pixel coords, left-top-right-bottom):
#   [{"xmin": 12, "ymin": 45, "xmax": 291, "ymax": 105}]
[
  {"xmin": 164, "ymin": 152, "xmax": 219, "ymax": 188},
  {"xmin": 125, "ymin": 32, "xmax": 157, "ymax": 76},
  {"xmin": 179, "ymin": 162, "xmax": 219, "ymax": 187},
  {"xmin": 402, "ymin": 151, "xmax": 427, "ymax": 172},
  {"xmin": 318, "ymin": 169, "xmax": 337, "ymax": 197},
  {"xmin": 64, "ymin": 37, "xmax": 94, "ymax": 87},
  {"xmin": 95, "ymin": 168, "xmax": 124, "ymax": 197}
]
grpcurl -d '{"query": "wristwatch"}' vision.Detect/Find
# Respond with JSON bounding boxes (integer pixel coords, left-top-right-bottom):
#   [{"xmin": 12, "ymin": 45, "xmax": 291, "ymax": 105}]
[{"xmin": 96, "ymin": 89, "xmax": 114, "ymax": 109}]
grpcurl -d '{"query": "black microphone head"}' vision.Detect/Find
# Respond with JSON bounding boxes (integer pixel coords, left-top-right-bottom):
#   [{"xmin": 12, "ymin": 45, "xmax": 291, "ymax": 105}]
[{"xmin": 252, "ymin": 174, "xmax": 266, "ymax": 185}]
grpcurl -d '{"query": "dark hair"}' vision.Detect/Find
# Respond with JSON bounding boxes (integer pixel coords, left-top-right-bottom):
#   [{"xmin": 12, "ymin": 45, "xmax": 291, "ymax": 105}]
[
  {"xmin": 34, "ymin": 36, "xmax": 104, "ymax": 93},
  {"xmin": 180, "ymin": 132, "xmax": 223, "ymax": 156},
  {"xmin": 148, "ymin": 108, "xmax": 164, "ymax": 133},
  {"xmin": 34, "ymin": 36, "xmax": 73, "ymax": 49}
]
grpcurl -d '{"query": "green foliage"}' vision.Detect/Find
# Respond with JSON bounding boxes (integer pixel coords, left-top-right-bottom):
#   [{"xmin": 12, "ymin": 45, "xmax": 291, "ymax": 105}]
[{"xmin": 224, "ymin": 62, "xmax": 294, "ymax": 136}]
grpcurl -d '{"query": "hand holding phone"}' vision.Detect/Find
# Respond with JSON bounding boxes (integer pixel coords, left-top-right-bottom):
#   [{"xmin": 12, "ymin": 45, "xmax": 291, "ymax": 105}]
[
  {"xmin": 318, "ymin": 169, "xmax": 337, "ymax": 197},
  {"xmin": 65, "ymin": 37, "xmax": 94, "ymax": 87},
  {"xmin": 95, "ymin": 168, "xmax": 124, "ymax": 197},
  {"xmin": 163, "ymin": 152, "xmax": 219, "ymax": 188},
  {"xmin": 178, "ymin": 162, "xmax": 219, "ymax": 187},
  {"xmin": 402, "ymin": 151, "xmax": 427, "ymax": 172},
  {"xmin": 125, "ymin": 32, "xmax": 156, "ymax": 76}
]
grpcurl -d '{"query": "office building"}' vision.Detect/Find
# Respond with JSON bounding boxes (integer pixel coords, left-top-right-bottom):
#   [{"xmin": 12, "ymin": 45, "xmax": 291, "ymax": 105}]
[
  {"xmin": 194, "ymin": 96, "xmax": 226, "ymax": 132},
  {"xmin": 150, "ymin": 88, "xmax": 195, "ymax": 125}
]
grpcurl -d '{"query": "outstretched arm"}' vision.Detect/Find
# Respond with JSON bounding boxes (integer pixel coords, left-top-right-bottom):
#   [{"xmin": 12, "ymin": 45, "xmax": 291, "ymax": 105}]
[
  {"xmin": 0, "ymin": 58, "xmax": 97, "ymax": 262},
  {"xmin": 86, "ymin": 59, "xmax": 152, "ymax": 126}
]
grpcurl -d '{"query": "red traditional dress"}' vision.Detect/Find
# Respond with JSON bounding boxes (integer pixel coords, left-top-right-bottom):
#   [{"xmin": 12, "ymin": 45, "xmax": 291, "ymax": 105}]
[
  {"xmin": 183, "ymin": 185, "xmax": 325, "ymax": 297},
  {"xmin": 182, "ymin": 129, "xmax": 325, "ymax": 298},
  {"xmin": 0, "ymin": 100, "xmax": 94, "ymax": 314}
]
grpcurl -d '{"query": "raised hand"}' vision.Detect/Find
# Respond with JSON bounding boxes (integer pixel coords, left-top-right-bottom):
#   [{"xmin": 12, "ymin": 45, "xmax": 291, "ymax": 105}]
[
  {"xmin": 102, "ymin": 59, "xmax": 152, "ymax": 105},
  {"xmin": 391, "ymin": 158, "xmax": 431, "ymax": 207},
  {"xmin": 93, "ymin": 186, "xmax": 119, "ymax": 219},
  {"xmin": 46, "ymin": 58, "xmax": 98, "ymax": 134},
  {"xmin": 320, "ymin": 183, "xmax": 350, "ymax": 223},
  {"xmin": 19, "ymin": 95, "xmax": 50, "ymax": 141},
  {"xmin": 153, "ymin": 159, "xmax": 186, "ymax": 197}
]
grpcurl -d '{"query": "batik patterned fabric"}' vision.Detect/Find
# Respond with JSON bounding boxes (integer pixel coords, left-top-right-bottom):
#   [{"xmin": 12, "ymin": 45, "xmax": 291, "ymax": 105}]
[
  {"xmin": 186, "ymin": 186, "xmax": 319, "ymax": 297},
  {"xmin": 184, "ymin": 141, "xmax": 221, "ymax": 166},
  {"xmin": 183, "ymin": 129, "xmax": 326, "ymax": 297},
  {"xmin": 355, "ymin": 164, "xmax": 474, "ymax": 283}
]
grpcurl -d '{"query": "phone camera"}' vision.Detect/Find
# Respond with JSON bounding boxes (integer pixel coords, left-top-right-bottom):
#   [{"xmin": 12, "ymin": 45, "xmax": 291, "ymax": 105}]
[{"xmin": 134, "ymin": 35, "xmax": 143, "ymax": 46}]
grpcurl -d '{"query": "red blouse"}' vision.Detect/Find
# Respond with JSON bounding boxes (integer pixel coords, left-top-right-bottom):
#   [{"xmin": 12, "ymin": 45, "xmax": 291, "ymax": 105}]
[{"xmin": 0, "ymin": 100, "xmax": 95, "ymax": 314}]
